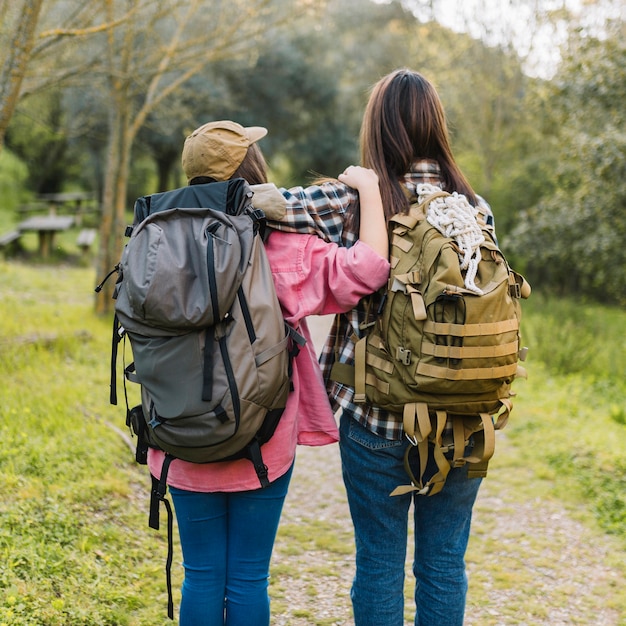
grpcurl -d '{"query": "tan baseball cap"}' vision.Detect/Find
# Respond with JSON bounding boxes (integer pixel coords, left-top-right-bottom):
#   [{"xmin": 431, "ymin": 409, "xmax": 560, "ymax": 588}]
[{"xmin": 181, "ymin": 120, "xmax": 268, "ymax": 182}]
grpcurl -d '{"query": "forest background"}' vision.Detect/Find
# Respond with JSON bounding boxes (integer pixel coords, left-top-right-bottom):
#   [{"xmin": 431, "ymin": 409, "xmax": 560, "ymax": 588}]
[{"xmin": 1, "ymin": 0, "xmax": 625, "ymax": 309}]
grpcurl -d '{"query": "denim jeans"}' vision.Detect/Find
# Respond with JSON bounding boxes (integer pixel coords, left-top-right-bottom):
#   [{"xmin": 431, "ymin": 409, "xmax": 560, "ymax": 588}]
[
  {"xmin": 169, "ymin": 464, "xmax": 293, "ymax": 626},
  {"xmin": 339, "ymin": 412, "xmax": 482, "ymax": 626}
]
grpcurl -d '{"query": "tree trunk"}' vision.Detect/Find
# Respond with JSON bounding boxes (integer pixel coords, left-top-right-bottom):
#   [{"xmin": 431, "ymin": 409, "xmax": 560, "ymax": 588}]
[
  {"xmin": 94, "ymin": 106, "xmax": 123, "ymax": 314},
  {"xmin": 0, "ymin": 0, "xmax": 44, "ymax": 149},
  {"xmin": 156, "ymin": 149, "xmax": 179, "ymax": 192},
  {"xmin": 92, "ymin": 0, "xmax": 308, "ymax": 314}
]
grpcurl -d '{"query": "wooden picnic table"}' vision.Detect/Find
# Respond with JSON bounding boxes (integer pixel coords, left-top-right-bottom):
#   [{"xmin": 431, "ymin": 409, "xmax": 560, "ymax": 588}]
[
  {"xmin": 18, "ymin": 215, "xmax": 74, "ymax": 258},
  {"xmin": 22, "ymin": 192, "xmax": 97, "ymax": 225},
  {"xmin": 37, "ymin": 191, "xmax": 94, "ymax": 211}
]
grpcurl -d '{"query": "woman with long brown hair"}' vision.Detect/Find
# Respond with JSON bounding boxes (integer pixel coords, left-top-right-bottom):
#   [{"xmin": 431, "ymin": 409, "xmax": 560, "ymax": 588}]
[{"xmin": 273, "ymin": 68, "xmax": 492, "ymax": 626}]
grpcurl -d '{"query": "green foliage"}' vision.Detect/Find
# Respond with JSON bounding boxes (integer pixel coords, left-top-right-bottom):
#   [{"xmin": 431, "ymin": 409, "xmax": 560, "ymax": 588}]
[
  {"xmin": 207, "ymin": 33, "xmax": 359, "ymax": 186},
  {"xmin": 520, "ymin": 293, "xmax": 626, "ymax": 379},
  {"xmin": 508, "ymin": 365, "xmax": 626, "ymax": 539},
  {"xmin": 6, "ymin": 92, "xmax": 83, "ymax": 194},
  {"xmin": 507, "ymin": 24, "xmax": 626, "ymax": 305},
  {"xmin": 3, "ymin": 0, "xmax": 626, "ymax": 305},
  {"xmin": 0, "ymin": 149, "xmax": 29, "ymax": 229},
  {"xmin": 485, "ymin": 85, "xmax": 560, "ymax": 240},
  {"xmin": 126, "ymin": 153, "xmax": 159, "ymax": 205},
  {"xmin": 547, "ymin": 449, "xmax": 626, "ymax": 536},
  {"xmin": 193, "ymin": 0, "xmax": 424, "ymax": 187}
]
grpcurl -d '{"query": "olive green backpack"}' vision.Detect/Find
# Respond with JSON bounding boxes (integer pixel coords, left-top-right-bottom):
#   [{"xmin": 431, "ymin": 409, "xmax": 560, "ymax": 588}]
[{"xmin": 332, "ymin": 184, "xmax": 530, "ymax": 496}]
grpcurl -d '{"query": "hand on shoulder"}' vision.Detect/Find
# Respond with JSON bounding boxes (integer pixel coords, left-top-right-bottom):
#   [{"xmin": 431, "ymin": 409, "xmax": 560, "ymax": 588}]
[{"xmin": 338, "ymin": 166, "xmax": 379, "ymax": 193}]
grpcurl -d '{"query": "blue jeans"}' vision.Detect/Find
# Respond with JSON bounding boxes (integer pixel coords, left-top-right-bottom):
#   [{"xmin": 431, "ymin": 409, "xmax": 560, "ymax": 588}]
[
  {"xmin": 169, "ymin": 464, "xmax": 293, "ymax": 626},
  {"xmin": 339, "ymin": 413, "xmax": 482, "ymax": 626}
]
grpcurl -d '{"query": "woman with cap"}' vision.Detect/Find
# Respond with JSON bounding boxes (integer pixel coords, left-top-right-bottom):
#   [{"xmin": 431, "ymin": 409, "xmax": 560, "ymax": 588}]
[
  {"xmin": 147, "ymin": 120, "xmax": 390, "ymax": 626},
  {"xmin": 269, "ymin": 69, "xmax": 495, "ymax": 626}
]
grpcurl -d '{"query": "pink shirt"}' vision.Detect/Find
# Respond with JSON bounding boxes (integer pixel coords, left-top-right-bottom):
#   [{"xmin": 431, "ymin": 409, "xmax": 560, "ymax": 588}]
[{"xmin": 147, "ymin": 231, "xmax": 389, "ymax": 492}]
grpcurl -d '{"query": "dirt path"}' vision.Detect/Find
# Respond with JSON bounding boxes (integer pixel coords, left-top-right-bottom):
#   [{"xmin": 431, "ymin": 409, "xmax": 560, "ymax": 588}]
[
  {"xmin": 274, "ymin": 440, "xmax": 624, "ymax": 626},
  {"xmin": 270, "ymin": 316, "xmax": 625, "ymax": 626}
]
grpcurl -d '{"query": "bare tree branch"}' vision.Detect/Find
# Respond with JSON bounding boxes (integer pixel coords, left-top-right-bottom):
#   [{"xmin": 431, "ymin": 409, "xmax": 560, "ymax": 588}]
[{"xmin": 0, "ymin": 0, "xmax": 44, "ymax": 148}]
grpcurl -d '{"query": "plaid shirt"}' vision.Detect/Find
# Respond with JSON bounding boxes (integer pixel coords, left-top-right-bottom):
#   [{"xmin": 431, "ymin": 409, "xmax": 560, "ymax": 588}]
[{"xmin": 269, "ymin": 160, "xmax": 487, "ymax": 440}]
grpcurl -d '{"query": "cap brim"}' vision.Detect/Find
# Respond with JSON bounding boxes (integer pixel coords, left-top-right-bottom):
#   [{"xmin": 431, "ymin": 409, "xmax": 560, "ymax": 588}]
[{"xmin": 246, "ymin": 126, "xmax": 268, "ymax": 144}]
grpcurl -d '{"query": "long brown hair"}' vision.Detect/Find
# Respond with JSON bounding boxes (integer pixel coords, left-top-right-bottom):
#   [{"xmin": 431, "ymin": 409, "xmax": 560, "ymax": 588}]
[
  {"xmin": 232, "ymin": 143, "xmax": 268, "ymax": 185},
  {"xmin": 360, "ymin": 68, "xmax": 477, "ymax": 219}
]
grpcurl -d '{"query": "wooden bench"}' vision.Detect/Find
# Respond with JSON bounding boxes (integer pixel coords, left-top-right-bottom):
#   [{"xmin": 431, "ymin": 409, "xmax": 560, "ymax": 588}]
[
  {"xmin": 0, "ymin": 230, "xmax": 22, "ymax": 256},
  {"xmin": 16, "ymin": 202, "xmax": 50, "ymax": 217},
  {"xmin": 76, "ymin": 228, "xmax": 97, "ymax": 253}
]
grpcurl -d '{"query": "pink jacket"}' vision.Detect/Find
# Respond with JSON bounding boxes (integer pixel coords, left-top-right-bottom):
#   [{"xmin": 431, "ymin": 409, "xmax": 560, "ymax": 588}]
[{"xmin": 147, "ymin": 231, "xmax": 389, "ymax": 492}]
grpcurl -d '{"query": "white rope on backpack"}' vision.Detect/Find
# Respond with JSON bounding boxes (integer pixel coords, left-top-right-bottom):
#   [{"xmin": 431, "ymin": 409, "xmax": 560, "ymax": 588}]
[{"xmin": 417, "ymin": 183, "xmax": 485, "ymax": 295}]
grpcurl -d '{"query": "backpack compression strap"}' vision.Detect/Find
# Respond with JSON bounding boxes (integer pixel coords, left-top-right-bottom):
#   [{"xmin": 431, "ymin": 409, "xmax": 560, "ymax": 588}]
[
  {"xmin": 390, "ymin": 404, "xmax": 496, "ymax": 497},
  {"xmin": 390, "ymin": 406, "xmax": 451, "ymax": 496}
]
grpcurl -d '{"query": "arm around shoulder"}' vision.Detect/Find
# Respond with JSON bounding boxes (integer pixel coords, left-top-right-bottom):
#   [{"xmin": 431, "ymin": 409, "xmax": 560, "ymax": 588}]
[{"xmin": 338, "ymin": 166, "xmax": 388, "ymax": 260}]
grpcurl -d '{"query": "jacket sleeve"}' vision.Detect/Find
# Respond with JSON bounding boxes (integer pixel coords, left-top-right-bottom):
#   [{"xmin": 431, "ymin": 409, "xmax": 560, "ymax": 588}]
[
  {"xmin": 266, "ymin": 181, "xmax": 360, "ymax": 247},
  {"xmin": 266, "ymin": 231, "xmax": 390, "ymax": 325}
]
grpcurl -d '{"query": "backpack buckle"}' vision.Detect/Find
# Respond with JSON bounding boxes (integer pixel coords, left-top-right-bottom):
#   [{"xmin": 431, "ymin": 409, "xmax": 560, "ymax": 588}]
[
  {"xmin": 508, "ymin": 273, "xmax": 521, "ymax": 298},
  {"xmin": 396, "ymin": 347, "xmax": 411, "ymax": 365}
]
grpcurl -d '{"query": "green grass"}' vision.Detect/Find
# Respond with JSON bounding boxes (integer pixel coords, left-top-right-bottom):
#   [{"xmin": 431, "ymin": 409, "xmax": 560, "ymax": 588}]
[
  {"xmin": 0, "ymin": 260, "xmax": 625, "ymax": 624},
  {"xmin": 516, "ymin": 295, "xmax": 626, "ymax": 536},
  {"xmin": 0, "ymin": 262, "xmax": 175, "ymax": 625},
  {"xmin": 463, "ymin": 365, "xmax": 626, "ymax": 625},
  {"xmin": 508, "ymin": 367, "xmax": 626, "ymax": 534}
]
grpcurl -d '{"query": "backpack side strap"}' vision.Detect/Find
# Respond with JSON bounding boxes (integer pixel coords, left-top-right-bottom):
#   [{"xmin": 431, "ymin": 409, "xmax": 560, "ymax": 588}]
[
  {"xmin": 149, "ymin": 454, "xmax": 175, "ymax": 620},
  {"xmin": 461, "ymin": 413, "xmax": 496, "ymax": 469},
  {"xmin": 353, "ymin": 336, "xmax": 368, "ymax": 403},
  {"xmin": 247, "ymin": 438, "xmax": 270, "ymax": 488}
]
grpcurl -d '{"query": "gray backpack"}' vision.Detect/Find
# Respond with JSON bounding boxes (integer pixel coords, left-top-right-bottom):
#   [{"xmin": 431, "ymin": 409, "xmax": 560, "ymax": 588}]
[
  {"xmin": 100, "ymin": 178, "xmax": 302, "ymax": 618},
  {"xmin": 110, "ymin": 178, "xmax": 301, "ymax": 479}
]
